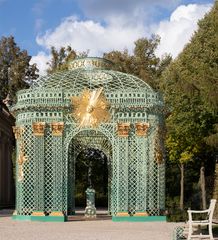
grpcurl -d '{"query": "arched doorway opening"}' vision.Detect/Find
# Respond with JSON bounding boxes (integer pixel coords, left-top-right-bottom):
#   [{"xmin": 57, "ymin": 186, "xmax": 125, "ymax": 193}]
[
  {"xmin": 75, "ymin": 148, "xmax": 108, "ymax": 207},
  {"xmin": 67, "ymin": 129, "xmax": 112, "ymax": 216}
]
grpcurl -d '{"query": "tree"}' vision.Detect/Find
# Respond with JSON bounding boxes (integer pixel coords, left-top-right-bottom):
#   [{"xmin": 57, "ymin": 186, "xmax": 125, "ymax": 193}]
[
  {"xmin": 104, "ymin": 35, "xmax": 172, "ymax": 90},
  {"xmin": 161, "ymin": 1, "xmax": 218, "ymax": 210},
  {"xmin": 0, "ymin": 36, "xmax": 38, "ymax": 102}
]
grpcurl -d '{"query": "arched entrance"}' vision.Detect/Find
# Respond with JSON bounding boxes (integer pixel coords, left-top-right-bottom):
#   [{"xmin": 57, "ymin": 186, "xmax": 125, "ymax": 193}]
[{"xmin": 66, "ymin": 129, "xmax": 112, "ymax": 216}]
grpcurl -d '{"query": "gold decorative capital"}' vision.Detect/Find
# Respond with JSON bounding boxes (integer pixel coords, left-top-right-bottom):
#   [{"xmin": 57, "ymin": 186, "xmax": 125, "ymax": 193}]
[
  {"xmin": 13, "ymin": 126, "xmax": 24, "ymax": 139},
  {"xmin": 117, "ymin": 123, "xmax": 130, "ymax": 137},
  {"xmin": 32, "ymin": 122, "xmax": 46, "ymax": 136},
  {"xmin": 51, "ymin": 122, "xmax": 64, "ymax": 136},
  {"xmin": 135, "ymin": 122, "xmax": 150, "ymax": 136}
]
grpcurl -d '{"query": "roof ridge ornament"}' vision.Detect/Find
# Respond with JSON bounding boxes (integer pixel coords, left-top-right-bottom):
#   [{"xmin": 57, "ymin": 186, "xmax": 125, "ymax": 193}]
[{"xmin": 68, "ymin": 57, "xmax": 113, "ymax": 71}]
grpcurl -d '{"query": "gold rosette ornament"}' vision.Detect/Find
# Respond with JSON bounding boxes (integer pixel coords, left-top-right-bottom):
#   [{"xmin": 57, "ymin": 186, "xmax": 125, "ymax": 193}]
[{"xmin": 71, "ymin": 87, "xmax": 111, "ymax": 128}]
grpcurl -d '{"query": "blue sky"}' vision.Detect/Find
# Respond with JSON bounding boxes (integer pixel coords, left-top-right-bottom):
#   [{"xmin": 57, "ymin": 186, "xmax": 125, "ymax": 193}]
[{"xmin": 0, "ymin": 0, "xmax": 214, "ymax": 74}]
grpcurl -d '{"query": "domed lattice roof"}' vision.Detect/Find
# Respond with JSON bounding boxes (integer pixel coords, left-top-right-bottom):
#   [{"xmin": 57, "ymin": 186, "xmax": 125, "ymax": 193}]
[{"xmin": 31, "ymin": 57, "xmax": 154, "ymax": 93}]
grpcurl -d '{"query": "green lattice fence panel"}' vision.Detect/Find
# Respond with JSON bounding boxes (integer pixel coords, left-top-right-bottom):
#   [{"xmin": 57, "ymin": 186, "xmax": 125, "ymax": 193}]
[{"xmin": 34, "ymin": 134, "xmax": 45, "ymax": 211}]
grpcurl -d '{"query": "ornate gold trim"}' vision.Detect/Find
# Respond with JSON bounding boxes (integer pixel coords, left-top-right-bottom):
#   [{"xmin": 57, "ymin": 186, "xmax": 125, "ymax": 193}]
[
  {"xmin": 31, "ymin": 211, "xmax": 45, "ymax": 216},
  {"xmin": 50, "ymin": 211, "xmax": 64, "ymax": 217},
  {"xmin": 154, "ymin": 125, "xmax": 165, "ymax": 164},
  {"xmin": 117, "ymin": 123, "xmax": 130, "ymax": 137},
  {"xmin": 135, "ymin": 122, "xmax": 150, "ymax": 136},
  {"xmin": 32, "ymin": 122, "xmax": 46, "ymax": 136},
  {"xmin": 71, "ymin": 88, "xmax": 111, "ymax": 128},
  {"xmin": 51, "ymin": 122, "xmax": 64, "ymax": 136},
  {"xmin": 17, "ymin": 151, "xmax": 28, "ymax": 182},
  {"xmin": 116, "ymin": 212, "xmax": 129, "ymax": 216},
  {"xmin": 134, "ymin": 212, "xmax": 149, "ymax": 216},
  {"xmin": 13, "ymin": 126, "xmax": 27, "ymax": 182},
  {"xmin": 13, "ymin": 126, "xmax": 24, "ymax": 139}
]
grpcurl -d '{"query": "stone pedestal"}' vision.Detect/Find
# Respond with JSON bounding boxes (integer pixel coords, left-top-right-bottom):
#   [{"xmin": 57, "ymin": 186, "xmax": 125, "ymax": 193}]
[{"xmin": 84, "ymin": 188, "xmax": 96, "ymax": 218}]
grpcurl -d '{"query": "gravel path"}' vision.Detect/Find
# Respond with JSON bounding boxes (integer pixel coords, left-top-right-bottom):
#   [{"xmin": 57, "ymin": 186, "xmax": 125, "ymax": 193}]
[
  {"xmin": 0, "ymin": 209, "xmax": 182, "ymax": 240},
  {"xmin": 1, "ymin": 209, "xmax": 217, "ymax": 240}
]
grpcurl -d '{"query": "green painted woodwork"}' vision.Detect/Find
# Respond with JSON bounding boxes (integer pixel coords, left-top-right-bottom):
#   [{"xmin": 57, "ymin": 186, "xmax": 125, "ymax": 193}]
[
  {"xmin": 12, "ymin": 215, "xmax": 66, "ymax": 222},
  {"xmin": 12, "ymin": 57, "xmax": 165, "ymax": 221},
  {"xmin": 112, "ymin": 216, "xmax": 167, "ymax": 222}
]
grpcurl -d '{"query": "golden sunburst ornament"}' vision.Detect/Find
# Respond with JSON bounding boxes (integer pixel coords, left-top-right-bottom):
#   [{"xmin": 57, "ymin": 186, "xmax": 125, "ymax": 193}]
[{"xmin": 71, "ymin": 87, "xmax": 111, "ymax": 128}]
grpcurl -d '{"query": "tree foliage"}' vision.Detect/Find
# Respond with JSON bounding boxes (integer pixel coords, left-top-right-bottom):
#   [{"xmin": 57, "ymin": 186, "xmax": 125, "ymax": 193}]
[
  {"xmin": 104, "ymin": 35, "xmax": 172, "ymax": 90},
  {"xmin": 47, "ymin": 46, "xmax": 89, "ymax": 74},
  {"xmin": 0, "ymin": 36, "xmax": 38, "ymax": 102},
  {"xmin": 161, "ymin": 1, "xmax": 218, "ymax": 211}
]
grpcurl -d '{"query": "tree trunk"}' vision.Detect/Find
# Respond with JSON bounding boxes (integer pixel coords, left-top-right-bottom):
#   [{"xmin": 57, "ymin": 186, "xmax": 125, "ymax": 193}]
[
  {"xmin": 200, "ymin": 165, "xmax": 206, "ymax": 209},
  {"xmin": 180, "ymin": 163, "xmax": 184, "ymax": 210}
]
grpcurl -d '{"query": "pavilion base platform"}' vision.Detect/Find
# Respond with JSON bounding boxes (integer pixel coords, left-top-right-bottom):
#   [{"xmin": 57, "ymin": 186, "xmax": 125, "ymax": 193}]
[
  {"xmin": 12, "ymin": 211, "xmax": 66, "ymax": 222},
  {"xmin": 112, "ymin": 216, "xmax": 166, "ymax": 222}
]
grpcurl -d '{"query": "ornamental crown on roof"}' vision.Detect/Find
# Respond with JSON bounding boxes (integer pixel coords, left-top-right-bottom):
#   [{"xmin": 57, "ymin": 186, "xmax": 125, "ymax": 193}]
[{"xmin": 68, "ymin": 57, "xmax": 113, "ymax": 70}]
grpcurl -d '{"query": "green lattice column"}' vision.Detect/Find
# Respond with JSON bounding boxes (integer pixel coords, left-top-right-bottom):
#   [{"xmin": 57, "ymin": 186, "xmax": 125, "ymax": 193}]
[
  {"xmin": 15, "ymin": 132, "xmax": 23, "ymax": 215},
  {"xmin": 158, "ymin": 121, "xmax": 166, "ymax": 212},
  {"xmin": 50, "ymin": 122, "xmax": 64, "ymax": 216},
  {"xmin": 118, "ymin": 138, "xmax": 129, "ymax": 213},
  {"xmin": 116, "ymin": 136, "xmax": 129, "ymax": 214},
  {"xmin": 32, "ymin": 122, "xmax": 46, "ymax": 216},
  {"xmin": 128, "ymin": 136, "xmax": 139, "ymax": 214},
  {"xmin": 147, "ymin": 126, "xmax": 159, "ymax": 215},
  {"xmin": 44, "ymin": 130, "xmax": 53, "ymax": 214},
  {"xmin": 110, "ymin": 147, "xmax": 118, "ymax": 215},
  {"xmin": 13, "ymin": 126, "xmax": 33, "ymax": 215},
  {"xmin": 136, "ymin": 137, "xmax": 148, "ymax": 213},
  {"xmin": 22, "ymin": 126, "xmax": 35, "ymax": 215}
]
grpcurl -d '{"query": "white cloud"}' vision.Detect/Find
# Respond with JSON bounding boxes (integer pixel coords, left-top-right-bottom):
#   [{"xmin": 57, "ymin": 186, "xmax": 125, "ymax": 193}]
[
  {"xmin": 34, "ymin": 15, "xmax": 147, "ymax": 74},
  {"xmin": 32, "ymin": 3, "xmax": 213, "ymax": 75},
  {"xmin": 30, "ymin": 51, "xmax": 51, "ymax": 76},
  {"xmin": 36, "ymin": 16, "xmax": 146, "ymax": 56},
  {"xmin": 155, "ymin": 3, "xmax": 212, "ymax": 58}
]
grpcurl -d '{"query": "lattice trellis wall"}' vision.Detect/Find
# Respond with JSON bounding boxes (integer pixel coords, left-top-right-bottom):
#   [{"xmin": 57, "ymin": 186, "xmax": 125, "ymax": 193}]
[{"xmin": 12, "ymin": 57, "xmax": 165, "ymax": 220}]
